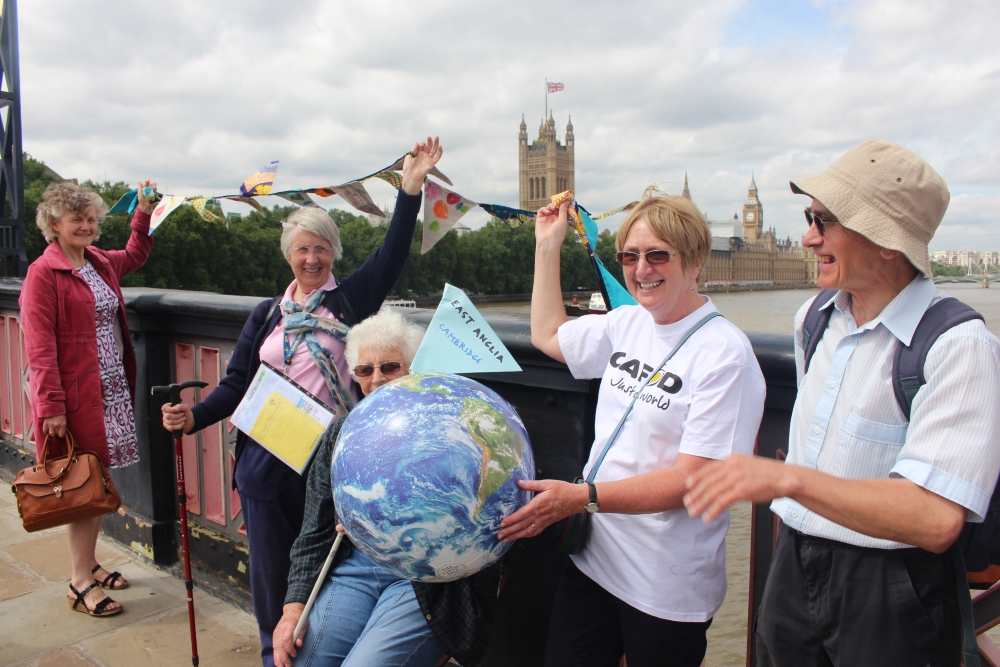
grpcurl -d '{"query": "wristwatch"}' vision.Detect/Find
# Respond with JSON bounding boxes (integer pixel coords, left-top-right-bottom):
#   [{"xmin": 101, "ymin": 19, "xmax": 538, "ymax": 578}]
[{"xmin": 585, "ymin": 482, "xmax": 599, "ymax": 513}]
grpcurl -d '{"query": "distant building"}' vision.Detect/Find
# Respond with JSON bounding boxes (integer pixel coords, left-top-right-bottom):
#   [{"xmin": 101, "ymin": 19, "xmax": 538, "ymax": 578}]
[
  {"xmin": 367, "ymin": 204, "xmax": 394, "ymax": 227},
  {"xmin": 694, "ymin": 175, "xmax": 819, "ymax": 288},
  {"xmin": 519, "ymin": 113, "xmax": 574, "ymax": 211},
  {"xmin": 453, "ymin": 221, "xmax": 471, "ymax": 237},
  {"xmin": 933, "ymin": 250, "xmax": 999, "ymax": 268}
]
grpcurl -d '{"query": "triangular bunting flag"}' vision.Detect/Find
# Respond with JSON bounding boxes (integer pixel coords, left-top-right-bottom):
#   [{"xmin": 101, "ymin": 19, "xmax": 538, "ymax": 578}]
[
  {"xmin": 240, "ymin": 160, "xmax": 279, "ymax": 196},
  {"xmin": 221, "ymin": 195, "xmax": 264, "ymax": 213},
  {"xmin": 309, "ymin": 181, "xmax": 385, "ymax": 217},
  {"xmin": 421, "ymin": 182, "xmax": 476, "ymax": 254},
  {"xmin": 148, "ymin": 195, "xmax": 186, "ymax": 235},
  {"xmin": 188, "ymin": 197, "xmax": 224, "ymax": 222},
  {"xmin": 578, "ymin": 208, "xmax": 636, "ymax": 309},
  {"xmin": 273, "ymin": 191, "xmax": 320, "ymax": 208},
  {"xmin": 410, "ymin": 284, "xmax": 522, "ymax": 374},
  {"xmin": 366, "ymin": 171, "xmax": 402, "ymax": 190},
  {"xmin": 379, "ymin": 156, "xmax": 453, "ymax": 186}
]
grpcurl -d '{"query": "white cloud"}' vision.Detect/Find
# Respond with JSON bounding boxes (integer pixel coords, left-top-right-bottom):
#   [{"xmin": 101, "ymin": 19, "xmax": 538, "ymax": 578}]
[{"xmin": 20, "ymin": 0, "xmax": 1000, "ymax": 250}]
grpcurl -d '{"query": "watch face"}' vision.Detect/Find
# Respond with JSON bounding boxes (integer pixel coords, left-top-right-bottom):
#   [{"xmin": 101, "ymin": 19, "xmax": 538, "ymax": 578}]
[{"xmin": 746, "ymin": 212, "xmax": 755, "ymax": 221}]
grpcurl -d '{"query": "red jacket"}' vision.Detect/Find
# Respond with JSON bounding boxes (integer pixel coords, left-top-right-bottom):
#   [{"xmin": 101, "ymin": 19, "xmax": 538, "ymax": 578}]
[{"xmin": 20, "ymin": 210, "xmax": 153, "ymax": 466}]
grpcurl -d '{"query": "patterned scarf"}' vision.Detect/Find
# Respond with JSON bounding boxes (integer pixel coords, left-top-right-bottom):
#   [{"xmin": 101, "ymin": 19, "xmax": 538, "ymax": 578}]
[{"xmin": 281, "ymin": 289, "xmax": 356, "ymax": 415}]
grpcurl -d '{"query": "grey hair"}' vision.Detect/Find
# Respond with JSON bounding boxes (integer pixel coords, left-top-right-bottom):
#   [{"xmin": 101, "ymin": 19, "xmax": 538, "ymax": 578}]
[
  {"xmin": 280, "ymin": 207, "xmax": 343, "ymax": 261},
  {"xmin": 345, "ymin": 309, "xmax": 425, "ymax": 380},
  {"xmin": 35, "ymin": 182, "xmax": 108, "ymax": 243}
]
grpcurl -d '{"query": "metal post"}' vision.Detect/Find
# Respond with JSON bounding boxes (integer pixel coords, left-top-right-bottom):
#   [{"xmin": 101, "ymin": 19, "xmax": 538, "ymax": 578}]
[{"xmin": 0, "ymin": 0, "xmax": 24, "ymax": 277}]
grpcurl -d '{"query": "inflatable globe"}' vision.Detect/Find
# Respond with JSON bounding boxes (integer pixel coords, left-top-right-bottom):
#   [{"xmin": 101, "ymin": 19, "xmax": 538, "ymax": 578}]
[{"xmin": 332, "ymin": 372, "xmax": 534, "ymax": 582}]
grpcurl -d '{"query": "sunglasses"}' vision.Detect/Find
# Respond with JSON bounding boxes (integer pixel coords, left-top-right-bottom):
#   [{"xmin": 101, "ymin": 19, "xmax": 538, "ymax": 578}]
[
  {"xmin": 615, "ymin": 250, "xmax": 678, "ymax": 267},
  {"xmin": 804, "ymin": 208, "xmax": 837, "ymax": 236},
  {"xmin": 353, "ymin": 362, "xmax": 404, "ymax": 378}
]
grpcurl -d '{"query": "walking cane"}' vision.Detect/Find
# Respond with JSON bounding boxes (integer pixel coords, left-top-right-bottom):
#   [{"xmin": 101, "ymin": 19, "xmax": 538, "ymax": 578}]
[
  {"xmin": 293, "ymin": 532, "xmax": 345, "ymax": 643},
  {"xmin": 151, "ymin": 380, "xmax": 208, "ymax": 667}
]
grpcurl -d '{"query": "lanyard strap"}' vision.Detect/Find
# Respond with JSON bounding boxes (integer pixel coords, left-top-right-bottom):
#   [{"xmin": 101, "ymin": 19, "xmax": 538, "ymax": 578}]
[
  {"xmin": 585, "ymin": 311, "xmax": 722, "ymax": 484},
  {"xmin": 283, "ymin": 331, "xmax": 308, "ymax": 367}
]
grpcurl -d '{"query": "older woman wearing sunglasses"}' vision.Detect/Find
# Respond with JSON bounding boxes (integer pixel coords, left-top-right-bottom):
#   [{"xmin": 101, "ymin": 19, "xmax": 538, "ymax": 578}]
[
  {"xmin": 500, "ymin": 188, "xmax": 766, "ymax": 667},
  {"xmin": 272, "ymin": 309, "xmax": 504, "ymax": 667}
]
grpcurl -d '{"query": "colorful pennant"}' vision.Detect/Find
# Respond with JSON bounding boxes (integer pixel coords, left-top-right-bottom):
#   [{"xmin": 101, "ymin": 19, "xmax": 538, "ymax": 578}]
[
  {"xmin": 421, "ymin": 181, "xmax": 476, "ymax": 254},
  {"xmin": 593, "ymin": 201, "xmax": 639, "ymax": 220},
  {"xmin": 149, "ymin": 195, "xmax": 186, "ymax": 235},
  {"xmin": 273, "ymin": 191, "xmax": 320, "ymax": 208},
  {"xmin": 240, "ymin": 160, "xmax": 279, "ymax": 196},
  {"xmin": 188, "ymin": 196, "xmax": 224, "ymax": 222},
  {"xmin": 478, "ymin": 203, "xmax": 535, "ymax": 228}
]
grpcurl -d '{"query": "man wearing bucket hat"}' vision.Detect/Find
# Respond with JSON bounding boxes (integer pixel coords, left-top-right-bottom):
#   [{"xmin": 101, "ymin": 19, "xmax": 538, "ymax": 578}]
[{"xmin": 684, "ymin": 140, "xmax": 1000, "ymax": 665}]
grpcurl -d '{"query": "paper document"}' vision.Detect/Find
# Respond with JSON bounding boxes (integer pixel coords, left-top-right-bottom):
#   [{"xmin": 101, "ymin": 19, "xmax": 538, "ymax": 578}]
[{"xmin": 231, "ymin": 362, "xmax": 338, "ymax": 474}]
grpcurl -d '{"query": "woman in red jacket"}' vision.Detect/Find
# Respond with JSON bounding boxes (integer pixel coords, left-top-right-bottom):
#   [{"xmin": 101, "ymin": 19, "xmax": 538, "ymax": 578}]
[{"xmin": 20, "ymin": 181, "xmax": 156, "ymax": 618}]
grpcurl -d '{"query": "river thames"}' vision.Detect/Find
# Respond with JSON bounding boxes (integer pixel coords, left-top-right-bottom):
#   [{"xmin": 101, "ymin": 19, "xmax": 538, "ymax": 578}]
[{"xmin": 479, "ymin": 282, "xmax": 1000, "ymax": 666}]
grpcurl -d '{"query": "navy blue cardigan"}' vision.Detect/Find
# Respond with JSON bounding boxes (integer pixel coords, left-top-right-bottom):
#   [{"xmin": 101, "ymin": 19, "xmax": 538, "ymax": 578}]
[{"xmin": 189, "ymin": 188, "xmax": 422, "ymax": 495}]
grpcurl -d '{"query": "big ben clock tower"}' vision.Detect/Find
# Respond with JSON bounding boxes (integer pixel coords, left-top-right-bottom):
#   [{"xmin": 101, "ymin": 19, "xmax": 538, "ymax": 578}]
[{"xmin": 743, "ymin": 173, "xmax": 763, "ymax": 242}]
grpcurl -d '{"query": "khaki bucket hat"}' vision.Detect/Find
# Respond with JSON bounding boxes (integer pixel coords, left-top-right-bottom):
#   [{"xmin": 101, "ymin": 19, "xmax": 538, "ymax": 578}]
[{"xmin": 789, "ymin": 140, "xmax": 949, "ymax": 277}]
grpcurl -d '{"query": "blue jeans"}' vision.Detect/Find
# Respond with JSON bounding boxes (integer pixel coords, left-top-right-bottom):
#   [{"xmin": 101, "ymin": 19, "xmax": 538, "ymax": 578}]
[{"xmin": 295, "ymin": 548, "xmax": 446, "ymax": 667}]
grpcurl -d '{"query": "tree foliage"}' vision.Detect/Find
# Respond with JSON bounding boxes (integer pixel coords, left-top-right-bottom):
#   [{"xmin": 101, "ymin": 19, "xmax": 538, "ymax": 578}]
[{"xmin": 22, "ymin": 154, "xmax": 616, "ymax": 298}]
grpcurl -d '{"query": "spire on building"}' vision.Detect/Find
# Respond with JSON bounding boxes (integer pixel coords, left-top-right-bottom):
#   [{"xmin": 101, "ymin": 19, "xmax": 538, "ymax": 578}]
[
  {"xmin": 682, "ymin": 172, "xmax": 691, "ymax": 199},
  {"xmin": 519, "ymin": 114, "xmax": 527, "ymax": 132},
  {"xmin": 749, "ymin": 172, "xmax": 757, "ymax": 193},
  {"xmin": 566, "ymin": 114, "xmax": 573, "ymax": 132}
]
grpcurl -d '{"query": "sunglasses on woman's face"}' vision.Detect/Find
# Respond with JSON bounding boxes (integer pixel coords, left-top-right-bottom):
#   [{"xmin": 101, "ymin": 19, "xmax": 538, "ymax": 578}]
[
  {"xmin": 353, "ymin": 362, "xmax": 404, "ymax": 378},
  {"xmin": 615, "ymin": 250, "xmax": 678, "ymax": 266}
]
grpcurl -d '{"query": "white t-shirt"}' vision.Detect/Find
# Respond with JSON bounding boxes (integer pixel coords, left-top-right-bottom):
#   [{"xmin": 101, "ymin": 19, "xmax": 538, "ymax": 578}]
[{"xmin": 557, "ymin": 298, "xmax": 765, "ymax": 621}]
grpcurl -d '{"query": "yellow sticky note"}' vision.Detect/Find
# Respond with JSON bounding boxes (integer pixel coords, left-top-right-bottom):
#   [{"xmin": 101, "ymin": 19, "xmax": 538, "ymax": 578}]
[{"xmin": 248, "ymin": 390, "xmax": 325, "ymax": 471}]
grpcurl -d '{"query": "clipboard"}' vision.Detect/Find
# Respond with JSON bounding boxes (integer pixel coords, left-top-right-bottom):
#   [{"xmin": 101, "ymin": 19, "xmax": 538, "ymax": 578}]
[{"xmin": 231, "ymin": 361, "xmax": 339, "ymax": 474}]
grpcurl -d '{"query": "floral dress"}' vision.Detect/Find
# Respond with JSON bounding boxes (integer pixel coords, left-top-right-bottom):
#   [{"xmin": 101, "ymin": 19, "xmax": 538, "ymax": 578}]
[{"xmin": 76, "ymin": 262, "xmax": 139, "ymax": 468}]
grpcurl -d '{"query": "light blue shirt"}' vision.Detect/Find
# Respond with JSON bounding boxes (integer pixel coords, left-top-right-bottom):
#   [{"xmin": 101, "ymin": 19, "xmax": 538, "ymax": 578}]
[{"xmin": 771, "ymin": 277, "xmax": 1000, "ymax": 548}]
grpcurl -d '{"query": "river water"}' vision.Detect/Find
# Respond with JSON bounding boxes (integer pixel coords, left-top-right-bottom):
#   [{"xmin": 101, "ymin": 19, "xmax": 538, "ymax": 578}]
[{"xmin": 478, "ymin": 283, "xmax": 1000, "ymax": 666}]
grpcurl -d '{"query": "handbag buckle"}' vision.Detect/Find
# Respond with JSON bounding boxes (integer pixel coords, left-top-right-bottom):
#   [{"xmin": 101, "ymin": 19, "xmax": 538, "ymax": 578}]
[{"xmin": 54, "ymin": 485, "xmax": 63, "ymax": 498}]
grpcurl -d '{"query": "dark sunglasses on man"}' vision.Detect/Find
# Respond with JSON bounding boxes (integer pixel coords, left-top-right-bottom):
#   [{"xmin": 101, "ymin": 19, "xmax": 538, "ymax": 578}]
[
  {"xmin": 353, "ymin": 361, "xmax": 405, "ymax": 378},
  {"xmin": 615, "ymin": 250, "xmax": 679, "ymax": 267},
  {"xmin": 804, "ymin": 208, "xmax": 838, "ymax": 236}
]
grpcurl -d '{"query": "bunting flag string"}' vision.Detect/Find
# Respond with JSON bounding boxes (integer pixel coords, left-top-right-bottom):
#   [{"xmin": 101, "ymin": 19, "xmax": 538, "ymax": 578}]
[
  {"xmin": 592, "ymin": 201, "xmax": 639, "ymax": 220},
  {"xmin": 105, "ymin": 151, "xmax": 641, "ymax": 264}
]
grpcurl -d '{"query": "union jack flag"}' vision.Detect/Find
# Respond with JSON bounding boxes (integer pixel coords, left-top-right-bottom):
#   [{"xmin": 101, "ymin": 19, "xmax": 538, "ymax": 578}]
[{"xmin": 547, "ymin": 81, "xmax": 565, "ymax": 93}]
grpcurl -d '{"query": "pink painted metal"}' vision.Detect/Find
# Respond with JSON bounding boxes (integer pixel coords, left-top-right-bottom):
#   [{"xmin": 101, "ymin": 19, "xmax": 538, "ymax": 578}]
[
  {"xmin": 19, "ymin": 326, "xmax": 32, "ymax": 445},
  {"xmin": 0, "ymin": 317, "xmax": 9, "ymax": 435},
  {"xmin": 199, "ymin": 347, "xmax": 225, "ymax": 526},
  {"xmin": 8, "ymin": 317, "xmax": 23, "ymax": 439},
  {"xmin": 978, "ymin": 635, "xmax": 1000, "ymax": 667},
  {"xmin": 174, "ymin": 343, "xmax": 201, "ymax": 515}
]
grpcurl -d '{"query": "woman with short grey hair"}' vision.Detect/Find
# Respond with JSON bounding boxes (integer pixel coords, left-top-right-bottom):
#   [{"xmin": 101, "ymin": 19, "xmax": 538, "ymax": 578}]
[
  {"xmin": 344, "ymin": 308, "xmax": 424, "ymax": 387},
  {"xmin": 161, "ymin": 137, "xmax": 445, "ymax": 667},
  {"xmin": 280, "ymin": 207, "xmax": 343, "ymax": 264}
]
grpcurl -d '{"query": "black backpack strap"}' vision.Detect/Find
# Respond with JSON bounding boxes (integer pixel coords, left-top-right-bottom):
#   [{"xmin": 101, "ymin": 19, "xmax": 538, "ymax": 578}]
[
  {"xmin": 892, "ymin": 297, "xmax": 984, "ymax": 421},
  {"xmin": 802, "ymin": 290, "xmax": 838, "ymax": 374}
]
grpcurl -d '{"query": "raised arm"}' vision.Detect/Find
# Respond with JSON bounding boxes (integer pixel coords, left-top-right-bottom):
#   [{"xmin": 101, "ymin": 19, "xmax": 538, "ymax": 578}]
[
  {"xmin": 102, "ymin": 180, "xmax": 157, "ymax": 278},
  {"xmin": 337, "ymin": 138, "xmax": 443, "ymax": 320},
  {"xmin": 530, "ymin": 202, "xmax": 570, "ymax": 363}
]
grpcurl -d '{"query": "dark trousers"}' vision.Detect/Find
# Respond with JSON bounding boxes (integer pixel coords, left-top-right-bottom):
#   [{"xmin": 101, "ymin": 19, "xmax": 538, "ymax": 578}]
[
  {"xmin": 544, "ymin": 560, "xmax": 712, "ymax": 667},
  {"xmin": 239, "ymin": 484, "xmax": 307, "ymax": 667},
  {"xmin": 756, "ymin": 524, "xmax": 962, "ymax": 667}
]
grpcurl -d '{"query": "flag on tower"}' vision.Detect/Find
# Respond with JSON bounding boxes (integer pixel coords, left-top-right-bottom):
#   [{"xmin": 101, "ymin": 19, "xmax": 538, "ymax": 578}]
[{"xmin": 546, "ymin": 81, "xmax": 565, "ymax": 93}]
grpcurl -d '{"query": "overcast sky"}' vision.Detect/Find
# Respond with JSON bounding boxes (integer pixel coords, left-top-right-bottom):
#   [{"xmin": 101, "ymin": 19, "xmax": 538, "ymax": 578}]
[{"xmin": 19, "ymin": 0, "xmax": 1000, "ymax": 251}]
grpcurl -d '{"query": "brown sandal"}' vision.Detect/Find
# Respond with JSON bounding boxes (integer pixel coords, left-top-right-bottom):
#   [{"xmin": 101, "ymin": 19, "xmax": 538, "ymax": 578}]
[
  {"xmin": 92, "ymin": 564, "xmax": 129, "ymax": 590},
  {"xmin": 68, "ymin": 583, "xmax": 123, "ymax": 617}
]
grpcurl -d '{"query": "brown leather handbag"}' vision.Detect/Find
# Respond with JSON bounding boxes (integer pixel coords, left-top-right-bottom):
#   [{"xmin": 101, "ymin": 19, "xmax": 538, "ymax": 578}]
[{"xmin": 11, "ymin": 431, "xmax": 121, "ymax": 532}]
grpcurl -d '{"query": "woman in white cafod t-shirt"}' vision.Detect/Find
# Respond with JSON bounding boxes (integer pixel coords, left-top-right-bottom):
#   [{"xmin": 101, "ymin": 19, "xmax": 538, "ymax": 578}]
[{"xmin": 498, "ymin": 189, "xmax": 766, "ymax": 667}]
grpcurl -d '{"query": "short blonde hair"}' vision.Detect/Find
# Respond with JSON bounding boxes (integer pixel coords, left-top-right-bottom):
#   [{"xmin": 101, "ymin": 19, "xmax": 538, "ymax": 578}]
[
  {"xmin": 280, "ymin": 208, "xmax": 343, "ymax": 262},
  {"xmin": 616, "ymin": 187, "xmax": 711, "ymax": 273},
  {"xmin": 35, "ymin": 182, "xmax": 108, "ymax": 243},
  {"xmin": 345, "ymin": 309, "xmax": 424, "ymax": 380}
]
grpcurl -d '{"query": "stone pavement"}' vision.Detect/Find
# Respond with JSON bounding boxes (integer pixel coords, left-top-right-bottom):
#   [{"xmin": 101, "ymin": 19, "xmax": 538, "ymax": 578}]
[{"xmin": 0, "ymin": 488, "xmax": 262, "ymax": 667}]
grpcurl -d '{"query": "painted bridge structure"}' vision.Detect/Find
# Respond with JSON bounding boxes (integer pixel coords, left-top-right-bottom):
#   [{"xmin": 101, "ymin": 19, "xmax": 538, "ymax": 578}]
[{"xmin": 2, "ymin": 282, "xmax": 1000, "ymax": 666}]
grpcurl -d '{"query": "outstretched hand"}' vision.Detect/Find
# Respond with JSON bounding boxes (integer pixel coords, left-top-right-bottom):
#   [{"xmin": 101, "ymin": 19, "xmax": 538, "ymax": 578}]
[
  {"xmin": 534, "ymin": 202, "xmax": 570, "ymax": 253},
  {"xmin": 136, "ymin": 180, "xmax": 158, "ymax": 214},
  {"xmin": 497, "ymin": 478, "xmax": 588, "ymax": 542},
  {"xmin": 401, "ymin": 137, "xmax": 443, "ymax": 195}
]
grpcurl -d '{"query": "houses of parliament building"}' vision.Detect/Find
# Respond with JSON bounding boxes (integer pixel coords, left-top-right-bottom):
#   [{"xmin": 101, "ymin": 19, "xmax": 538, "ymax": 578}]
[{"xmin": 517, "ymin": 114, "xmax": 818, "ymax": 288}]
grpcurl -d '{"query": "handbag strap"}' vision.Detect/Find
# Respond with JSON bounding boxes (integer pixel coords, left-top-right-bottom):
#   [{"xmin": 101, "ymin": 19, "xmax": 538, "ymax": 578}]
[
  {"xmin": 37, "ymin": 430, "xmax": 77, "ymax": 480},
  {"xmin": 585, "ymin": 311, "xmax": 722, "ymax": 484}
]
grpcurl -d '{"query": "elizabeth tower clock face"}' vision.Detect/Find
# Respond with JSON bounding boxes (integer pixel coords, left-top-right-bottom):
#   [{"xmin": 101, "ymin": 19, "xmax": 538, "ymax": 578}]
[{"xmin": 746, "ymin": 212, "xmax": 755, "ymax": 221}]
